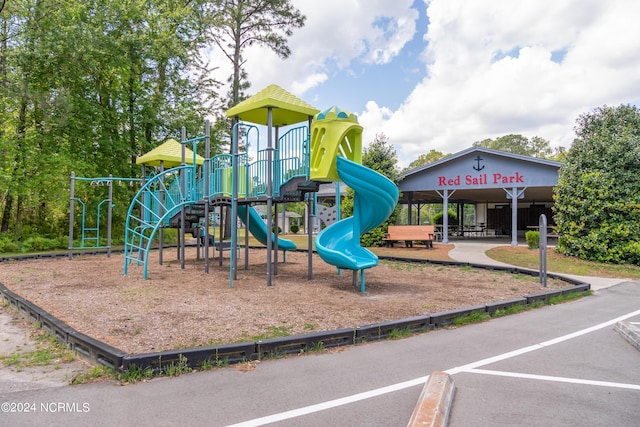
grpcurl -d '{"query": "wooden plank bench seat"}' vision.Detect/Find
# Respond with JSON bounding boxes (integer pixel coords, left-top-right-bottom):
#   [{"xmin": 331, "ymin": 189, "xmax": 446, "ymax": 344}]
[{"xmin": 383, "ymin": 225, "xmax": 435, "ymax": 249}]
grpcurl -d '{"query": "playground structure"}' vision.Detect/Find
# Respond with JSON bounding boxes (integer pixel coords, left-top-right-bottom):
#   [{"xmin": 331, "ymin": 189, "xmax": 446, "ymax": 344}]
[{"xmin": 71, "ymin": 84, "xmax": 399, "ymax": 292}]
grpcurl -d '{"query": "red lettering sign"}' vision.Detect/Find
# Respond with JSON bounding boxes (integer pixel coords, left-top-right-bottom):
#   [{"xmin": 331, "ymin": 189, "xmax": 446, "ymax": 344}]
[
  {"xmin": 437, "ymin": 176, "xmax": 461, "ymax": 186},
  {"xmin": 493, "ymin": 172, "xmax": 525, "ymax": 184},
  {"xmin": 438, "ymin": 172, "xmax": 524, "ymax": 186}
]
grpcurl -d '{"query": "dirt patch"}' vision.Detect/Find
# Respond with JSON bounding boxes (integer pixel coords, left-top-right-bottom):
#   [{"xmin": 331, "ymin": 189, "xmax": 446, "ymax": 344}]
[{"xmin": 0, "ymin": 246, "xmax": 568, "ymax": 355}]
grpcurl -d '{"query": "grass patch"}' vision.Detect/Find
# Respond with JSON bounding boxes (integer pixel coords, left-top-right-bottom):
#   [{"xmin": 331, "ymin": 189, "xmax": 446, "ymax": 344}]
[
  {"xmin": 452, "ymin": 311, "xmax": 490, "ymax": 326},
  {"xmin": 300, "ymin": 340, "xmax": 325, "ymax": 354},
  {"xmin": 380, "ymin": 260, "xmax": 425, "ymax": 271},
  {"xmin": 163, "ymin": 354, "xmax": 192, "ymax": 377},
  {"xmin": 388, "ymin": 327, "xmax": 413, "ymax": 339},
  {"xmin": 117, "ymin": 363, "xmax": 153, "ymax": 383},
  {"xmin": 486, "ymin": 246, "xmax": 640, "ymax": 278},
  {"xmin": 71, "ymin": 365, "xmax": 117, "ymax": 385},
  {"xmin": 549, "ymin": 290, "xmax": 592, "ymax": 305},
  {"xmin": 117, "ymin": 354, "xmax": 192, "ymax": 383},
  {"xmin": 0, "ymin": 329, "xmax": 75, "ymax": 371},
  {"xmin": 491, "ymin": 304, "xmax": 529, "ymax": 318}
]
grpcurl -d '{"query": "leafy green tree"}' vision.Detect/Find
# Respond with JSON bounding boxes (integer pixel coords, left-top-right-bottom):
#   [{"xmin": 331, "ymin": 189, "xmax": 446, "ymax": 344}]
[
  {"xmin": 554, "ymin": 104, "xmax": 640, "ymax": 265},
  {"xmin": 405, "ymin": 149, "xmax": 450, "ymax": 171},
  {"xmin": 362, "ymin": 133, "xmax": 401, "ymax": 184},
  {"xmin": 473, "ymin": 134, "xmax": 553, "ymax": 158},
  {"xmin": 0, "ymin": 0, "xmax": 220, "ymax": 240},
  {"xmin": 207, "ymin": 0, "xmax": 305, "ymax": 238},
  {"xmin": 432, "ymin": 210, "xmax": 458, "ymax": 226},
  {"xmin": 341, "ymin": 133, "xmax": 400, "ymax": 247},
  {"xmin": 208, "ymin": 0, "xmax": 305, "ymax": 109}
]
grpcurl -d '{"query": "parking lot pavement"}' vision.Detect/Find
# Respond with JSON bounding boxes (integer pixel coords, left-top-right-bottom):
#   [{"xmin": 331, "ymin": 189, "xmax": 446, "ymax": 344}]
[{"xmin": 446, "ymin": 287, "xmax": 640, "ymax": 426}]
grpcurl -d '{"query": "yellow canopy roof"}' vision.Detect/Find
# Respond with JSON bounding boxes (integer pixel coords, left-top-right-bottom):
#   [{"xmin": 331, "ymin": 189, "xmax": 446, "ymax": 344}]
[
  {"xmin": 136, "ymin": 139, "xmax": 205, "ymax": 168},
  {"xmin": 226, "ymin": 84, "xmax": 320, "ymax": 126}
]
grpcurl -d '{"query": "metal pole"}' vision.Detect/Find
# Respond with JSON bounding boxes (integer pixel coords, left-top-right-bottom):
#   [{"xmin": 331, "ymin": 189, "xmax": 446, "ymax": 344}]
[
  {"xmin": 273, "ymin": 127, "xmax": 279, "ymax": 275},
  {"xmin": 307, "ymin": 196, "xmax": 313, "ymax": 280},
  {"xmin": 159, "ymin": 160, "xmax": 164, "ymax": 265},
  {"xmin": 306, "ymin": 115, "xmax": 314, "ymax": 280},
  {"xmin": 243, "ymin": 131, "xmax": 250, "ymax": 269},
  {"xmin": 231, "ymin": 122, "xmax": 239, "ymax": 284},
  {"xmin": 511, "ymin": 187, "xmax": 518, "ymax": 246},
  {"xmin": 107, "ymin": 175, "xmax": 113, "ymax": 257},
  {"xmin": 180, "ymin": 127, "xmax": 186, "ymax": 267},
  {"xmin": 68, "ymin": 172, "xmax": 75, "ymax": 260},
  {"xmin": 274, "ymin": 202, "xmax": 279, "ymax": 275},
  {"xmin": 244, "ymin": 204, "xmax": 250, "ymax": 270},
  {"xmin": 218, "ymin": 205, "xmax": 224, "ymax": 266},
  {"xmin": 442, "ymin": 190, "xmax": 449, "ymax": 243},
  {"xmin": 336, "ymin": 182, "xmax": 341, "ymax": 276},
  {"xmin": 266, "ymin": 108, "xmax": 274, "ymax": 286},
  {"xmin": 539, "ymin": 214, "xmax": 548, "ymax": 287},
  {"xmin": 204, "ymin": 120, "xmax": 210, "ymax": 274}
]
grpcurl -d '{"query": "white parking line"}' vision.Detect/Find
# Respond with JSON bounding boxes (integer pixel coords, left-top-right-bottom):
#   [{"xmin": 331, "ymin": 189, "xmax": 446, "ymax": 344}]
[
  {"xmin": 467, "ymin": 368, "xmax": 640, "ymax": 390},
  {"xmin": 446, "ymin": 308, "xmax": 640, "ymax": 375},
  {"xmin": 225, "ymin": 376, "xmax": 429, "ymax": 427},
  {"xmin": 226, "ymin": 308, "xmax": 640, "ymax": 427}
]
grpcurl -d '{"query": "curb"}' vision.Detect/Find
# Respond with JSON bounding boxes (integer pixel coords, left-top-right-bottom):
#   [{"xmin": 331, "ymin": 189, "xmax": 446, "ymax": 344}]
[
  {"xmin": 614, "ymin": 321, "xmax": 640, "ymax": 352},
  {"xmin": 408, "ymin": 371, "xmax": 455, "ymax": 427}
]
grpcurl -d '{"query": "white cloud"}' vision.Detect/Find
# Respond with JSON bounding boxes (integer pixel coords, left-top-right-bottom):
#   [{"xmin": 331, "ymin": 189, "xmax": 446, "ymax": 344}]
[
  {"xmin": 206, "ymin": 0, "xmax": 418, "ymax": 98},
  {"xmin": 207, "ymin": 0, "xmax": 640, "ymax": 169},
  {"xmin": 360, "ymin": 0, "xmax": 640, "ymax": 167}
]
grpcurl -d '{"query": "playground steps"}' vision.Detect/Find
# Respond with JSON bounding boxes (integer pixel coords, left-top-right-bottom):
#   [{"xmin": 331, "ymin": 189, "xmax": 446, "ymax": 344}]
[
  {"xmin": 168, "ymin": 199, "xmax": 230, "ymax": 237},
  {"xmin": 277, "ymin": 176, "xmax": 320, "ymax": 202}
]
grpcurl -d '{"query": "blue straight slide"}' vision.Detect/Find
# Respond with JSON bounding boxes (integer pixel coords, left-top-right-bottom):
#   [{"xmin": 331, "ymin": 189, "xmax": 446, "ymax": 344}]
[
  {"xmin": 315, "ymin": 156, "xmax": 399, "ymax": 270},
  {"xmin": 237, "ymin": 205, "xmax": 297, "ymax": 251}
]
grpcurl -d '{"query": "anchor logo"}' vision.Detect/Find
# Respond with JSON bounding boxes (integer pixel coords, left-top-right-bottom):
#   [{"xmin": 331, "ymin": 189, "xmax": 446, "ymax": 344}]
[{"xmin": 473, "ymin": 155, "xmax": 485, "ymax": 171}]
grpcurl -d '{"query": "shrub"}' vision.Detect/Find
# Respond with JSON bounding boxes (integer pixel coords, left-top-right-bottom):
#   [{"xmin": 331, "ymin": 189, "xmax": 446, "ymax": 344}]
[
  {"xmin": 21, "ymin": 237, "xmax": 63, "ymax": 252},
  {"xmin": 290, "ymin": 224, "xmax": 299, "ymax": 234},
  {"xmin": 0, "ymin": 237, "xmax": 21, "ymax": 253},
  {"xmin": 433, "ymin": 210, "xmax": 458, "ymax": 225},
  {"xmin": 554, "ymin": 104, "xmax": 640, "ymax": 265},
  {"xmin": 361, "ymin": 227, "xmax": 386, "ymax": 247},
  {"xmin": 525, "ymin": 231, "xmax": 540, "ymax": 249}
]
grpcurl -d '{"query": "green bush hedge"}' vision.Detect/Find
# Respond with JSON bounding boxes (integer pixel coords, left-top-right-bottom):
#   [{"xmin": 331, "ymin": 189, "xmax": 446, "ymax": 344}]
[
  {"xmin": 525, "ymin": 231, "xmax": 540, "ymax": 249},
  {"xmin": 0, "ymin": 237, "xmax": 21, "ymax": 253}
]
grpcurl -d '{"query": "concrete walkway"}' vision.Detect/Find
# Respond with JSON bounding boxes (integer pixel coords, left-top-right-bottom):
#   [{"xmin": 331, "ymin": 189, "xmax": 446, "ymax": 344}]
[{"xmin": 448, "ymin": 240, "xmax": 628, "ymax": 291}]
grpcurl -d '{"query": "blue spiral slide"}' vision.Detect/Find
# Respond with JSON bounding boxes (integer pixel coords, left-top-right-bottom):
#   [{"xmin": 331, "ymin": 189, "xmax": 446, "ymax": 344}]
[{"xmin": 315, "ymin": 156, "xmax": 399, "ymax": 271}]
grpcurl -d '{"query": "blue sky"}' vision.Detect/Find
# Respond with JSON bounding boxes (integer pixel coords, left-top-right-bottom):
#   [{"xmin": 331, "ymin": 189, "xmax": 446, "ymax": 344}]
[
  {"xmin": 303, "ymin": 5, "xmax": 429, "ymax": 113},
  {"xmin": 208, "ymin": 0, "xmax": 640, "ymax": 168}
]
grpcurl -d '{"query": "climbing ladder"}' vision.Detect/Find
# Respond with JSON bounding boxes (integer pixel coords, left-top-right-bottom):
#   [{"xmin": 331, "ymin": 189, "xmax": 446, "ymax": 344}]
[{"xmin": 123, "ymin": 165, "xmax": 198, "ymax": 277}]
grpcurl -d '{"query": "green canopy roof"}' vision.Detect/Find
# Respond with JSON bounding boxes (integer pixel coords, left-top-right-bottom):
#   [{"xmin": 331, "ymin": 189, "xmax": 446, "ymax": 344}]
[
  {"xmin": 226, "ymin": 84, "xmax": 320, "ymax": 126},
  {"xmin": 136, "ymin": 139, "xmax": 204, "ymax": 168}
]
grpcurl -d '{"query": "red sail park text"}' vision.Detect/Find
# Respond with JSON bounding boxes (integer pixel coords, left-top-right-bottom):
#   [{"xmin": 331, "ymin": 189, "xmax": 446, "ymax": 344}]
[{"xmin": 438, "ymin": 172, "xmax": 524, "ymax": 186}]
